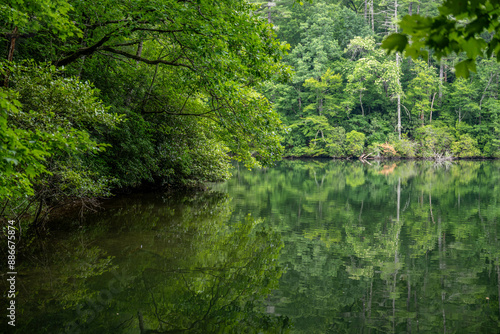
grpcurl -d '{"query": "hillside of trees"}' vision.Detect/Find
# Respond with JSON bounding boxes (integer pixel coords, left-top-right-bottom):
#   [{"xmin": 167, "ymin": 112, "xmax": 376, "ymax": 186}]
[
  {"xmin": 252, "ymin": 0, "xmax": 500, "ymax": 160},
  {"xmin": 1, "ymin": 0, "xmax": 500, "ymax": 231}
]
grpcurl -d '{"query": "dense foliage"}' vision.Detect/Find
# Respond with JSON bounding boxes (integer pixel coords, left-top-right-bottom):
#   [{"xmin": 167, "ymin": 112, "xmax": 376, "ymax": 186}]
[
  {"xmin": 1, "ymin": 0, "xmax": 500, "ymax": 232},
  {"xmin": 252, "ymin": 0, "xmax": 500, "ymax": 159},
  {"xmin": 0, "ymin": 0, "xmax": 289, "ymax": 230}
]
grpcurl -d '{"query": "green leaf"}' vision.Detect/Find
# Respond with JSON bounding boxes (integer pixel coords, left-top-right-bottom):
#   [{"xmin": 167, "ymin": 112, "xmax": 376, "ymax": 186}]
[
  {"xmin": 455, "ymin": 59, "xmax": 476, "ymax": 78},
  {"xmin": 462, "ymin": 38, "xmax": 486, "ymax": 59},
  {"xmin": 381, "ymin": 34, "xmax": 409, "ymax": 54}
]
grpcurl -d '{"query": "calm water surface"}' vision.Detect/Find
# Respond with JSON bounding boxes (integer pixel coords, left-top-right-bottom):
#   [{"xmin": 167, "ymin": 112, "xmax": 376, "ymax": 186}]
[{"xmin": 4, "ymin": 160, "xmax": 500, "ymax": 333}]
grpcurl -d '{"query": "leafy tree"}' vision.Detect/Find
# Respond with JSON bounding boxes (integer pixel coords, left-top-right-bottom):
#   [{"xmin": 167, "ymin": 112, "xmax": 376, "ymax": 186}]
[
  {"xmin": 406, "ymin": 59, "xmax": 439, "ymax": 126},
  {"xmin": 446, "ymin": 77, "xmax": 481, "ymax": 125},
  {"xmin": 345, "ymin": 37, "xmax": 385, "ymax": 117},
  {"xmin": 482, "ymin": 99, "xmax": 500, "ymax": 157},
  {"xmin": 0, "ymin": 0, "xmax": 79, "ymax": 40},
  {"xmin": 0, "ymin": 86, "xmax": 48, "ymax": 201},
  {"xmin": 382, "ymin": 0, "xmax": 500, "ymax": 77},
  {"xmin": 2, "ymin": 62, "xmax": 121, "ymax": 228},
  {"xmin": 3, "ymin": 0, "xmax": 292, "ymax": 168},
  {"xmin": 303, "ymin": 68, "xmax": 342, "ymax": 116}
]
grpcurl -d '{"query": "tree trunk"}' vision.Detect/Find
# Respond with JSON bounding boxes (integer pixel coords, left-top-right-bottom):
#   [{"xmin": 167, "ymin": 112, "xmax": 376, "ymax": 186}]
[
  {"xmin": 365, "ymin": 0, "xmax": 368, "ymax": 22},
  {"xmin": 3, "ymin": 26, "xmax": 18, "ymax": 88},
  {"xmin": 135, "ymin": 40, "xmax": 144, "ymax": 65},
  {"xmin": 267, "ymin": 1, "xmax": 276, "ymax": 24},
  {"xmin": 318, "ymin": 97, "xmax": 323, "ymax": 116},
  {"xmin": 371, "ymin": 0, "xmax": 375, "ymax": 31},
  {"xmin": 430, "ymin": 92, "xmax": 436, "ymax": 123},
  {"xmin": 360, "ymin": 92, "xmax": 365, "ymax": 116},
  {"xmin": 395, "ymin": 0, "xmax": 401, "ymax": 139},
  {"xmin": 126, "ymin": 41, "xmax": 144, "ymax": 106},
  {"xmin": 439, "ymin": 60, "xmax": 444, "ymax": 99},
  {"xmin": 397, "ymin": 53, "xmax": 401, "ymax": 140},
  {"xmin": 6, "ymin": 27, "xmax": 18, "ymax": 62}
]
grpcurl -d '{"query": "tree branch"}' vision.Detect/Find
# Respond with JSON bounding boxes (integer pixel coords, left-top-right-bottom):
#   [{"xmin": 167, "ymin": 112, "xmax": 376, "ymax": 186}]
[
  {"xmin": 101, "ymin": 47, "xmax": 195, "ymax": 71},
  {"xmin": 55, "ymin": 34, "xmax": 112, "ymax": 66}
]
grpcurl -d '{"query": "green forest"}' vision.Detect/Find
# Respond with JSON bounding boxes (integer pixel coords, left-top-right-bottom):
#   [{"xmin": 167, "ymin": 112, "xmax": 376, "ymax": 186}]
[{"xmin": 1, "ymin": 0, "xmax": 500, "ymax": 231}]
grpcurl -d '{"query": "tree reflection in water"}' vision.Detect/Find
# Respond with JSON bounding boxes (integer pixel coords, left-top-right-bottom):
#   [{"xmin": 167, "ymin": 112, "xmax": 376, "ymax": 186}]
[
  {"xmin": 218, "ymin": 160, "xmax": 500, "ymax": 333},
  {"xmin": 7, "ymin": 191, "xmax": 289, "ymax": 334}
]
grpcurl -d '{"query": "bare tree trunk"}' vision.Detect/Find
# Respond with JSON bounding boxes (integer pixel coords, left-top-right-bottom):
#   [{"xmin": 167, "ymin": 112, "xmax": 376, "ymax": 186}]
[
  {"xmin": 135, "ymin": 40, "xmax": 144, "ymax": 65},
  {"xmin": 430, "ymin": 92, "xmax": 437, "ymax": 123},
  {"xmin": 397, "ymin": 52, "xmax": 401, "ymax": 140},
  {"xmin": 371, "ymin": 0, "xmax": 375, "ymax": 31},
  {"xmin": 267, "ymin": 1, "xmax": 276, "ymax": 24},
  {"xmin": 439, "ymin": 60, "xmax": 444, "ymax": 99},
  {"xmin": 394, "ymin": 0, "xmax": 398, "ymax": 31},
  {"xmin": 395, "ymin": 0, "xmax": 401, "ymax": 140},
  {"xmin": 6, "ymin": 27, "xmax": 17, "ymax": 63}
]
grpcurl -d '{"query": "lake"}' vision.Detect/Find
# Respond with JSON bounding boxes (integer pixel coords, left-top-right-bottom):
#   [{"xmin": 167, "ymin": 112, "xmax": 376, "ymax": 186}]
[{"xmin": 4, "ymin": 160, "xmax": 500, "ymax": 333}]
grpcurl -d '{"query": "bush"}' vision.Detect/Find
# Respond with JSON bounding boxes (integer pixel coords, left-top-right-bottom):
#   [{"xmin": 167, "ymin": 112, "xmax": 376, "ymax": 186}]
[
  {"xmin": 9, "ymin": 62, "xmax": 121, "ymax": 199},
  {"xmin": 325, "ymin": 126, "xmax": 346, "ymax": 157},
  {"xmin": 483, "ymin": 139, "xmax": 500, "ymax": 157},
  {"xmin": 415, "ymin": 125, "xmax": 455, "ymax": 158},
  {"xmin": 345, "ymin": 130, "xmax": 366, "ymax": 157},
  {"xmin": 392, "ymin": 137, "xmax": 417, "ymax": 158},
  {"xmin": 451, "ymin": 134, "xmax": 481, "ymax": 158}
]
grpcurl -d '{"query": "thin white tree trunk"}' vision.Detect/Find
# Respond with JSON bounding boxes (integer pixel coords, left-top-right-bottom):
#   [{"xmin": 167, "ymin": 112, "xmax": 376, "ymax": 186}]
[{"xmin": 395, "ymin": 0, "xmax": 401, "ymax": 139}]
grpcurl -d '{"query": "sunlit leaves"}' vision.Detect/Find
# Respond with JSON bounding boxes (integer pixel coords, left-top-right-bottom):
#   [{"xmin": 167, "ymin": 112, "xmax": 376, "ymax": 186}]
[{"xmin": 0, "ymin": 0, "xmax": 81, "ymax": 39}]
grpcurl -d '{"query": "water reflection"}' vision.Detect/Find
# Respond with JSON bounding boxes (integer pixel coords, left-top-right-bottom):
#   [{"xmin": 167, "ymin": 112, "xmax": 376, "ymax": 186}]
[
  {"xmin": 5, "ymin": 160, "xmax": 500, "ymax": 333},
  {"xmin": 217, "ymin": 160, "xmax": 500, "ymax": 333},
  {"xmin": 6, "ymin": 191, "xmax": 288, "ymax": 333}
]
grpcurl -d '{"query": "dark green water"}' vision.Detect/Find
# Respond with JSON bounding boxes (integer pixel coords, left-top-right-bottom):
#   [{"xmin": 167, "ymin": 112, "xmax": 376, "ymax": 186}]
[{"xmin": 3, "ymin": 160, "xmax": 500, "ymax": 333}]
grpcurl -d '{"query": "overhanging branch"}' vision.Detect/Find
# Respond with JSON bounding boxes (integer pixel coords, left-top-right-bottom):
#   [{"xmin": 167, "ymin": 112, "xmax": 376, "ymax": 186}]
[
  {"xmin": 101, "ymin": 47, "xmax": 195, "ymax": 71},
  {"xmin": 54, "ymin": 34, "xmax": 112, "ymax": 66}
]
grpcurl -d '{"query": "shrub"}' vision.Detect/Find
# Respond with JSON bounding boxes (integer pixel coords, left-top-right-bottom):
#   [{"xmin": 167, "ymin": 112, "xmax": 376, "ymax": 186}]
[
  {"xmin": 325, "ymin": 126, "xmax": 346, "ymax": 157},
  {"xmin": 415, "ymin": 125, "xmax": 455, "ymax": 158},
  {"xmin": 451, "ymin": 134, "xmax": 481, "ymax": 158},
  {"xmin": 345, "ymin": 130, "xmax": 366, "ymax": 157},
  {"xmin": 392, "ymin": 138, "xmax": 417, "ymax": 158}
]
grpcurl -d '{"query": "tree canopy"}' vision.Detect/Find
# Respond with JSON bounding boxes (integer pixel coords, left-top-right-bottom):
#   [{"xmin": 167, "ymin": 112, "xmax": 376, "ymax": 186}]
[{"xmin": 382, "ymin": 0, "xmax": 500, "ymax": 77}]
